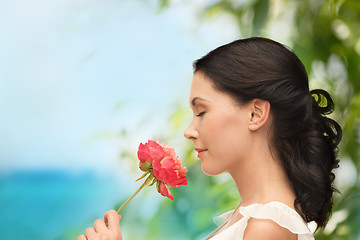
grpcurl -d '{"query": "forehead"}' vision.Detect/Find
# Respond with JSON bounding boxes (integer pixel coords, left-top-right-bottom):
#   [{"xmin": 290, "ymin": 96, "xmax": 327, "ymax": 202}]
[
  {"xmin": 189, "ymin": 72, "xmax": 215, "ymax": 98},
  {"xmin": 189, "ymin": 72, "xmax": 231, "ymax": 105},
  {"xmin": 189, "ymin": 71, "xmax": 245, "ymax": 109}
]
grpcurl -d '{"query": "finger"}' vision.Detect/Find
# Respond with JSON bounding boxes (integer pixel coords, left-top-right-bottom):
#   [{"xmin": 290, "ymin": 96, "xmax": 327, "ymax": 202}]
[
  {"xmin": 77, "ymin": 235, "xmax": 87, "ymax": 240},
  {"xmin": 99, "ymin": 233, "xmax": 111, "ymax": 240},
  {"xmin": 94, "ymin": 219, "xmax": 107, "ymax": 233},
  {"xmin": 85, "ymin": 227, "xmax": 97, "ymax": 239},
  {"xmin": 104, "ymin": 210, "xmax": 121, "ymax": 231}
]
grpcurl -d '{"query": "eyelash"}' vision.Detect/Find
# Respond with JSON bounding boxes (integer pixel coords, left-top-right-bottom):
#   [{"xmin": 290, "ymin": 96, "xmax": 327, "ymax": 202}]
[{"xmin": 196, "ymin": 111, "xmax": 206, "ymax": 117}]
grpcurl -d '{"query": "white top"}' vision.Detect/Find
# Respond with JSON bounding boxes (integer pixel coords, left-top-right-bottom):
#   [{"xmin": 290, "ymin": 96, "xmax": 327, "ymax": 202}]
[{"xmin": 208, "ymin": 202, "xmax": 315, "ymax": 240}]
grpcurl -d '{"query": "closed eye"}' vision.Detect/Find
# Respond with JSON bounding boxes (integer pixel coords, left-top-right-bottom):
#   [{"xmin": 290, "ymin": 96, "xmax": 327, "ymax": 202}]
[{"xmin": 196, "ymin": 111, "xmax": 206, "ymax": 117}]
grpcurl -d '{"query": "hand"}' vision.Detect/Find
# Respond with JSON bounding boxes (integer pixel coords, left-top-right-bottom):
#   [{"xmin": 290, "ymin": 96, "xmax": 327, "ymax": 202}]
[{"xmin": 77, "ymin": 210, "xmax": 122, "ymax": 240}]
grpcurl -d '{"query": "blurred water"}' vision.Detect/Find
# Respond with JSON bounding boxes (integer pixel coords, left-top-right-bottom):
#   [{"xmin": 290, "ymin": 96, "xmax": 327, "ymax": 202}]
[{"xmin": 0, "ymin": 170, "xmax": 126, "ymax": 240}]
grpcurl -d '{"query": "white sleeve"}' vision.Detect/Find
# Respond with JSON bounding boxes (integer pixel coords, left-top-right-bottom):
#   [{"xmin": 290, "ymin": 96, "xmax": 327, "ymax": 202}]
[{"xmin": 239, "ymin": 202, "xmax": 315, "ymax": 240}]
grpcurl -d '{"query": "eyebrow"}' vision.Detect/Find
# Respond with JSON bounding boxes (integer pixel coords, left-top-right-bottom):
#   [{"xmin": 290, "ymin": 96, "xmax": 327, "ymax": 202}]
[{"xmin": 191, "ymin": 97, "xmax": 210, "ymax": 107}]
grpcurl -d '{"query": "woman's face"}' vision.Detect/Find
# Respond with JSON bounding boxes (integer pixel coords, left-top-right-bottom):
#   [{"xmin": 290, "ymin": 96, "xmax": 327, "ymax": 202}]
[{"xmin": 184, "ymin": 72, "xmax": 253, "ymax": 176}]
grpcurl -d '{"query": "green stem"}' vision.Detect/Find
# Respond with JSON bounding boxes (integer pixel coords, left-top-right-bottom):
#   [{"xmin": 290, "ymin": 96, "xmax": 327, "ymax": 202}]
[{"xmin": 116, "ymin": 174, "xmax": 153, "ymax": 213}]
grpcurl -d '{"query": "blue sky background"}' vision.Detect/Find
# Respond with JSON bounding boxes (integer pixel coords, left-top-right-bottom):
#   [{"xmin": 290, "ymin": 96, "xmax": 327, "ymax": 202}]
[{"xmin": 0, "ymin": 0, "xmax": 239, "ymax": 173}]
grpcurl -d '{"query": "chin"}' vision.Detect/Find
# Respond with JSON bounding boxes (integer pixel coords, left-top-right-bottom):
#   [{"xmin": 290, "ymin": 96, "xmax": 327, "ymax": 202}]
[{"xmin": 201, "ymin": 163, "xmax": 223, "ymax": 176}]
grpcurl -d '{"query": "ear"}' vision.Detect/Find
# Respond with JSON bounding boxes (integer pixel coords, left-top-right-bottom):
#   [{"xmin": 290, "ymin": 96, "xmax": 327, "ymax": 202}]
[{"xmin": 248, "ymin": 99, "xmax": 271, "ymax": 131}]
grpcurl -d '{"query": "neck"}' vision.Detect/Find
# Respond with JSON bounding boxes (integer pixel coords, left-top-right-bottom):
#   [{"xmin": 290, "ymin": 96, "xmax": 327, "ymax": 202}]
[{"xmin": 228, "ymin": 140, "xmax": 296, "ymax": 209}]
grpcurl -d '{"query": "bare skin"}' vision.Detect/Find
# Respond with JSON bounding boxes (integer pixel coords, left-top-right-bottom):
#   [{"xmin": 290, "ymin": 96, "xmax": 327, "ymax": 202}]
[{"xmin": 77, "ymin": 210, "xmax": 122, "ymax": 240}]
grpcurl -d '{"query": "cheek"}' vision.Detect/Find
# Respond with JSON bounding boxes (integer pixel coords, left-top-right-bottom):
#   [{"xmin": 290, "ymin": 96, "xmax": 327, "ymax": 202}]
[
  {"xmin": 204, "ymin": 113, "xmax": 248, "ymax": 151},
  {"xmin": 199, "ymin": 113, "xmax": 249, "ymax": 175}
]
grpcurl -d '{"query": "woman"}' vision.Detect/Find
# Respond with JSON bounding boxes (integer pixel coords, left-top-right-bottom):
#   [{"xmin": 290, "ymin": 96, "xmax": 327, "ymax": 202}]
[{"xmin": 77, "ymin": 37, "xmax": 342, "ymax": 240}]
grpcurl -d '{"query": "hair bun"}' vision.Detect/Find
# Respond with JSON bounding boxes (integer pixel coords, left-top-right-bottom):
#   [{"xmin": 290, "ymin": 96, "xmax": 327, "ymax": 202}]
[
  {"xmin": 310, "ymin": 89, "xmax": 342, "ymax": 147},
  {"xmin": 311, "ymin": 89, "xmax": 334, "ymax": 115}
]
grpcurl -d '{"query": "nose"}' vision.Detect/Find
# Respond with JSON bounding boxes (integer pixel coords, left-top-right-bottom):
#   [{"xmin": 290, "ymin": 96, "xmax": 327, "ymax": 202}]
[{"xmin": 184, "ymin": 120, "xmax": 198, "ymax": 140}]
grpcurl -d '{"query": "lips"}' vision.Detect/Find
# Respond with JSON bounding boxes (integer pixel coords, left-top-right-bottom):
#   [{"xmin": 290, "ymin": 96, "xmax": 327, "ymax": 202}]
[
  {"xmin": 195, "ymin": 148, "xmax": 207, "ymax": 158},
  {"xmin": 195, "ymin": 148, "xmax": 207, "ymax": 153}
]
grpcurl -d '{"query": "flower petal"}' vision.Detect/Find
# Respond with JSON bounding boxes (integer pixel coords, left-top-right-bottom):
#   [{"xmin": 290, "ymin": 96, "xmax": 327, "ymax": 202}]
[
  {"xmin": 158, "ymin": 181, "xmax": 173, "ymax": 200},
  {"xmin": 137, "ymin": 140, "xmax": 164, "ymax": 164}
]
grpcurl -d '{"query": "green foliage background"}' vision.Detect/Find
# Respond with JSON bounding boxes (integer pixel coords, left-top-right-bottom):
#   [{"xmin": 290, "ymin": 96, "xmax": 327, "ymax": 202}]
[{"xmin": 70, "ymin": 0, "xmax": 359, "ymax": 239}]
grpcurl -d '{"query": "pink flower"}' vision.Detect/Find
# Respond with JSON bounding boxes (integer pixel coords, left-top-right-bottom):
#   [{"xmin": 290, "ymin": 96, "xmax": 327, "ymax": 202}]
[
  {"xmin": 137, "ymin": 139, "xmax": 188, "ymax": 199},
  {"xmin": 116, "ymin": 139, "xmax": 188, "ymax": 213}
]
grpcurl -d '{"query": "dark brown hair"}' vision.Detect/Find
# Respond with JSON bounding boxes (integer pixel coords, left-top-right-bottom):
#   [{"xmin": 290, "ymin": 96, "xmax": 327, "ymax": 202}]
[{"xmin": 193, "ymin": 37, "xmax": 342, "ymax": 229}]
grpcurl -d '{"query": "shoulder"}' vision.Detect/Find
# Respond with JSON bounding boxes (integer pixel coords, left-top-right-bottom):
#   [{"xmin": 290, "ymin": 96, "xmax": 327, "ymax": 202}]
[{"xmin": 243, "ymin": 217, "xmax": 297, "ymax": 240}]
